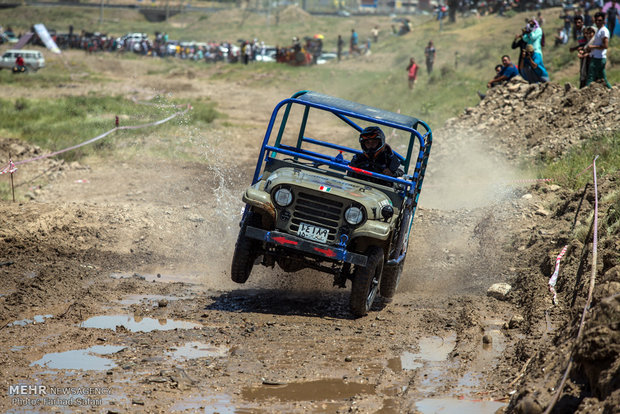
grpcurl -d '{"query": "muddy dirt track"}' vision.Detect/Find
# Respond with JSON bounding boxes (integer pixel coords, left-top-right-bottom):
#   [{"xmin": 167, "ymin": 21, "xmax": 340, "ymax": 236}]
[{"xmin": 1, "ymin": 52, "xmax": 619, "ymax": 413}]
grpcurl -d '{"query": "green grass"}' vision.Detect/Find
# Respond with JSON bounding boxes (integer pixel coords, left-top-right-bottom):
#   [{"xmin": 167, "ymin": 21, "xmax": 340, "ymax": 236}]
[
  {"xmin": 535, "ymin": 130, "xmax": 620, "ymax": 189},
  {"xmin": 0, "ymin": 4, "xmax": 618, "ymax": 161},
  {"xmin": 0, "ymin": 94, "xmax": 219, "ymax": 162}
]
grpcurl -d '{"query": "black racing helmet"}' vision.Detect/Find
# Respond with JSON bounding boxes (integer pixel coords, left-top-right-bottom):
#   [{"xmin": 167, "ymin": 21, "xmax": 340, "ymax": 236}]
[{"xmin": 359, "ymin": 126, "xmax": 386, "ymax": 157}]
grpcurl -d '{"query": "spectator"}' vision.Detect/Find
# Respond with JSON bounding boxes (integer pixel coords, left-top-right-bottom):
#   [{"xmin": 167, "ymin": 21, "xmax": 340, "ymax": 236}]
[
  {"xmin": 406, "ymin": 57, "xmax": 419, "ymax": 90},
  {"xmin": 586, "ymin": 12, "xmax": 612, "ymax": 88},
  {"xmin": 521, "ymin": 44, "xmax": 549, "ymax": 83},
  {"xmin": 554, "ymin": 27, "xmax": 569, "ymax": 46},
  {"xmin": 477, "ymin": 64, "xmax": 504, "ymax": 100},
  {"xmin": 584, "ymin": 8, "xmax": 593, "ymax": 27},
  {"xmin": 607, "ymin": 1, "xmax": 618, "ymax": 42},
  {"xmin": 371, "ymin": 25, "xmax": 379, "ymax": 43},
  {"xmin": 559, "ymin": 10, "xmax": 573, "ymax": 38},
  {"xmin": 350, "ymin": 29, "xmax": 359, "ymax": 56},
  {"xmin": 569, "ymin": 15, "xmax": 586, "ymax": 52},
  {"xmin": 537, "ymin": 11, "xmax": 545, "ymax": 28},
  {"xmin": 337, "ymin": 34, "xmax": 344, "ymax": 61},
  {"xmin": 512, "ymin": 30, "xmax": 528, "ymax": 78},
  {"xmin": 486, "ymin": 54, "xmax": 519, "ymax": 88},
  {"xmin": 578, "ymin": 26, "xmax": 597, "ymax": 88},
  {"xmin": 523, "ymin": 18, "xmax": 543, "ymax": 56},
  {"xmin": 424, "ymin": 40, "xmax": 436, "ymax": 74}
]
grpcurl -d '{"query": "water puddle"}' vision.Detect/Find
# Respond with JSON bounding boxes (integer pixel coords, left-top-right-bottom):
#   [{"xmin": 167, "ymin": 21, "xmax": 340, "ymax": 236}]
[
  {"xmin": 242, "ymin": 378, "xmax": 374, "ymax": 402},
  {"xmin": 9, "ymin": 314, "xmax": 53, "ymax": 326},
  {"xmin": 31, "ymin": 345, "xmax": 126, "ymax": 371},
  {"xmin": 110, "ymin": 272, "xmax": 203, "ymax": 284},
  {"xmin": 415, "ymin": 397, "xmax": 506, "ymax": 414},
  {"xmin": 118, "ymin": 294, "xmax": 185, "ymax": 306},
  {"xmin": 80, "ymin": 315, "xmax": 202, "ymax": 332},
  {"xmin": 170, "ymin": 394, "xmax": 236, "ymax": 413},
  {"xmin": 166, "ymin": 342, "xmax": 228, "ymax": 360},
  {"xmin": 388, "ymin": 333, "xmax": 456, "ymax": 371}
]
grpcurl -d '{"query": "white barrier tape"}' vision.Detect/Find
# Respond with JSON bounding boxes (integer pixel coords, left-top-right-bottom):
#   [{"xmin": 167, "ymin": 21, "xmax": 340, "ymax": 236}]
[
  {"xmin": 13, "ymin": 104, "xmax": 191, "ymax": 167},
  {"xmin": 505, "ymin": 178, "xmax": 554, "ymax": 184},
  {"xmin": 0, "ymin": 160, "xmax": 17, "ymax": 175},
  {"xmin": 548, "ymin": 244, "xmax": 568, "ymax": 305}
]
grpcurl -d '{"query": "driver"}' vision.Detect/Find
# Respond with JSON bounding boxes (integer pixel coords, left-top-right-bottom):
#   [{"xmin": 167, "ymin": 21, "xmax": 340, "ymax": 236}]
[{"xmin": 349, "ymin": 126, "xmax": 403, "ymax": 178}]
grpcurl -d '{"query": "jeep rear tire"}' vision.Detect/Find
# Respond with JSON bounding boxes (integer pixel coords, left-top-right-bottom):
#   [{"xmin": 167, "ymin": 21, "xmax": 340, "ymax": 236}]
[
  {"xmin": 380, "ymin": 261, "xmax": 403, "ymax": 299},
  {"xmin": 350, "ymin": 246, "xmax": 384, "ymax": 317},
  {"xmin": 230, "ymin": 212, "xmax": 260, "ymax": 284}
]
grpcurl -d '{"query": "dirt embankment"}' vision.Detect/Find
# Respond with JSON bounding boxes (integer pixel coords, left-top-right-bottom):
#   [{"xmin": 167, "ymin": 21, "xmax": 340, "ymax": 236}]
[{"xmin": 441, "ymin": 80, "xmax": 620, "ymax": 413}]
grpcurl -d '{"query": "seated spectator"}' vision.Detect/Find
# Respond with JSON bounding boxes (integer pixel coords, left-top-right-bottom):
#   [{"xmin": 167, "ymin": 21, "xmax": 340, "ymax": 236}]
[
  {"xmin": 521, "ymin": 44, "xmax": 549, "ymax": 83},
  {"xmin": 478, "ymin": 64, "xmax": 504, "ymax": 99},
  {"xmin": 554, "ymin": 28, "xmax": 569, "ymax": 46},
  {"xmin": 486, "ymin": 55, "xmax": 519, "ymax": 88}
]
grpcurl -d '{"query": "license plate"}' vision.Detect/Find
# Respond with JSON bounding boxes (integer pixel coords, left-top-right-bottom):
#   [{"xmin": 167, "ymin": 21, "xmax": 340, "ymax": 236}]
[{"xmin": 297, "ymin": 222, "xmax": 329, "ymax": 244}]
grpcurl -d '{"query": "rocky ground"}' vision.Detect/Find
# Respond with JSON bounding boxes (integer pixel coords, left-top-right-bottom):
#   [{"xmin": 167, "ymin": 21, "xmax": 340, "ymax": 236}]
[{"xmin": 0, "ymin": 52, "xmax": 618, "ymax": 413}]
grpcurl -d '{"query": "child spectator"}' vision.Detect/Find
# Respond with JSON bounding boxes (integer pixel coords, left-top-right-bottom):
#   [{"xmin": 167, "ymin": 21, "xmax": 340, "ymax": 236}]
[
  {"xmin": 407, "ymin": 57, "xmax": 419, "ymax": 90},
  {"xmin": 555, "ymin": 28, "xmax": 569, "ymax": 46}
]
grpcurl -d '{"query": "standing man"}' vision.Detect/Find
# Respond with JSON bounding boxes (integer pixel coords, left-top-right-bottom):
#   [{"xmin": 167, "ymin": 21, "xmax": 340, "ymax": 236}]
[
  {"xmin": 607, "ymin": 1, "xmax": 618, "ymax": 42},
  {"xmin": 337, "ymin": 34, "xmax": 344, "ymax": 61},
  {"xmin": 350, "ymin": 29, "xmax": 359, "ymax": 56},
  {"xmin": 371, "ymin": 25, "xmax": 379, "ymax": 43},
  {"xmin": 424, "ymin": 40, "xmax": 436, "ymax": 75},
  {"xmin": 586, "ymin": 11, "xmax": 612, "ymax": 88}
]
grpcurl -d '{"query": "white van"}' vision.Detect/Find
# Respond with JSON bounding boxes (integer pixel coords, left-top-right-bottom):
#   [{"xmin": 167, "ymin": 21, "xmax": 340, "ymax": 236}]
[{"xmin": 0, "ymin": 49, "xmax": 46, "ymax": 71}]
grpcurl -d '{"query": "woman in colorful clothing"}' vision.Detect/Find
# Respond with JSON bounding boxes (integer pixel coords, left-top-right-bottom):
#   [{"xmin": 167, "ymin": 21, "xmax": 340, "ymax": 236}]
[{"xmin": 407, "ymin": 57, "xmax": 419, "ymax": 90}]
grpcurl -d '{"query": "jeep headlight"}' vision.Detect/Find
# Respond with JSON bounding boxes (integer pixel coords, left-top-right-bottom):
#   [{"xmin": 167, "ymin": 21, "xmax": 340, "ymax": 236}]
[
  {"xmin": 273, "ymin": 187, "xmax": 293, "ymax": 207},
  {"xmin": 344, "ymin": 206, "xmax": 364, "ymax": 225}
]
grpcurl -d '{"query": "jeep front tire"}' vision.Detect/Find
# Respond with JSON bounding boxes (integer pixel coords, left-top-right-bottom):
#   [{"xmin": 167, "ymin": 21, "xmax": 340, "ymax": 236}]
[
  {"xmin": 350, "ymin": 246, "xmax": 384, "ymax": 317},
  {"xmin": 230, "ymin": 211, "xmax": 260, "ymax": 284}
]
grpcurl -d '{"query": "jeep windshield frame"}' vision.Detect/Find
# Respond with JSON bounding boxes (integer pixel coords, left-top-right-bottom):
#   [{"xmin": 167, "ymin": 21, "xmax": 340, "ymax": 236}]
[{"xmin": 252, "ymin": 90, "xmax": 432, "ymax": 202}]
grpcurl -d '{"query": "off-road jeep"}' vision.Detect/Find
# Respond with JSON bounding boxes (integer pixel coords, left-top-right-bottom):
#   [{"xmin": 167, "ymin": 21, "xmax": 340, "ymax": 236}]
[{"xmin": 231, "ymin": 91, "xmax": 432, "ymax": 317}]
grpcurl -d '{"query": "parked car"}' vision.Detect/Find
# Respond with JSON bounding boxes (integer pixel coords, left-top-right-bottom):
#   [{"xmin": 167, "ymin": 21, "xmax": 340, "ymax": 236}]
[
  {"xmin": 0, "ymin": 49, "xmax": 45, "ymax": 71},
  {"xmin": 255, "ymin": 46, "xmax": 277, "ymax": 62},
  {"xmin": 230, "ymin": 91, "xmax": 433, "ymax": 317},
  {"xmin": 0, "ymin": 30, "xmax": 18, "ymax": 44},
  {"xmin": 316, "ymin": 52, "xmax": 337, "ymax": 64}
]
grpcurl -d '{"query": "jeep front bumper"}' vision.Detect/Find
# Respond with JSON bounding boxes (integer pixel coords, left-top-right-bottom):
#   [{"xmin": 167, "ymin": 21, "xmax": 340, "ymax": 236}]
[{"xmin": 244, "ymin": 226, "xmax": 368, "ymax": 267}]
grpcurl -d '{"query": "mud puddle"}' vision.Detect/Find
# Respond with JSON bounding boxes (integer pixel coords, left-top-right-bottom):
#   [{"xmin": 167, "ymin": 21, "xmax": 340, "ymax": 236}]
[
  {"xmin": 388, "ymin": 332, "xmax": 456, "ymax": 372},
  {"xmin": 8, "ymin": 314, "xmax": 53, "ymax": 327},
  {"xmin": 117, "ymin": 294, "xmax": 188, "ymax": 306},
  {"xmin": 170, "ymin": 394, "xmax": 237, "ymax": 413},
  {"xmin": 80, "ymin": 315, "xmax": 202, "ymax": 332},
  {"xmin": 242, "ymin": 378, "xmax": 375, "ymax": 402},
  {"xmin": 31, "ymin": 345, "xmax": 126, "ymax": 371},
  {"xmin": 110, "ymin": 272, "xmax": 204, "ymax": 284},
  {"xmin": 166, "ymin": 342, "xmax": 229, "ymax": 360},
  {"xmin": 415, "ymin": 397, "xmax": 506, "ymax": 413}
]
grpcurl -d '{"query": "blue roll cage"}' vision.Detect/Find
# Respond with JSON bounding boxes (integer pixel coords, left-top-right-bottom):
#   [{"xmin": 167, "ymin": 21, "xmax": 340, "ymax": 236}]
[{"xmin": 252, "ymin": 90, "xmax": 432, "ymax": 212}]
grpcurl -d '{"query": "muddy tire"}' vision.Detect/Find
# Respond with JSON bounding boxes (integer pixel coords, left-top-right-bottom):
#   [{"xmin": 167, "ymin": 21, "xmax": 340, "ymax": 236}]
[
  {"xmin": 230, "ymin": 212, "xmax": 260, "ymax": 284},
  {"xmin": 380, "ymin": 261, "xmax": 403, "ymax": 299},
  {"xmin": 350, "ymin": 246, "xmax": 384, "ymax": 317}
]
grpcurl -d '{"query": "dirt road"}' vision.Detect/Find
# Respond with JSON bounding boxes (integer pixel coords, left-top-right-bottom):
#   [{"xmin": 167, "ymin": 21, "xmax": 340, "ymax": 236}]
[{"xmin": 2, "ymin": 52, "xmax": 615, "ymax": 413}]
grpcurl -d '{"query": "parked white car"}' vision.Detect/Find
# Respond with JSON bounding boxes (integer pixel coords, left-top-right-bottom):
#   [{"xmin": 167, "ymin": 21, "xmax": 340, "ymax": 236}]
[{"xmin": 0, "ymin": 49, "xmax": 45, "ymax": 71}]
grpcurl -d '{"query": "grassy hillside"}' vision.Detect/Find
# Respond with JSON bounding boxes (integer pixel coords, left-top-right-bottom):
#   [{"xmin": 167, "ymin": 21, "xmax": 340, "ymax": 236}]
[{"xmin": 0, "ymin": 4, "xmax": 618, "ymax": 138}]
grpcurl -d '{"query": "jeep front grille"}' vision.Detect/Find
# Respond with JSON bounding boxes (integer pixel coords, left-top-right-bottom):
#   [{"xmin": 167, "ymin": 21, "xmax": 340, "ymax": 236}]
[{"xmin": 288, "ymin": 191, "xmax": 344, "ymax": 243}]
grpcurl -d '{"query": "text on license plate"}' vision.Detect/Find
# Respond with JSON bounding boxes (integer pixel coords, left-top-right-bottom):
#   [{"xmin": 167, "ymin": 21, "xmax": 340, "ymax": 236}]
[{"xmin": 297, "ymin": 222, "xmax": 329, "ymax": 243}]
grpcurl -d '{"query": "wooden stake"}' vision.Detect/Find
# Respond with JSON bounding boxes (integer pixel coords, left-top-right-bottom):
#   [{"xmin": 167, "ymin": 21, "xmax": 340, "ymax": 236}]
[{"xmin": 9, "ymin": 152, "xmax": 15, "ymax": 202}]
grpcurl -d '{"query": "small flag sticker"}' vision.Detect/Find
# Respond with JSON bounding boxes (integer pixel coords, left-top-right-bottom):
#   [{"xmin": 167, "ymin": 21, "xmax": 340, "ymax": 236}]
[{"xmin": 319, "ymin": 185, "xmax": 331, "ymax": 192}]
